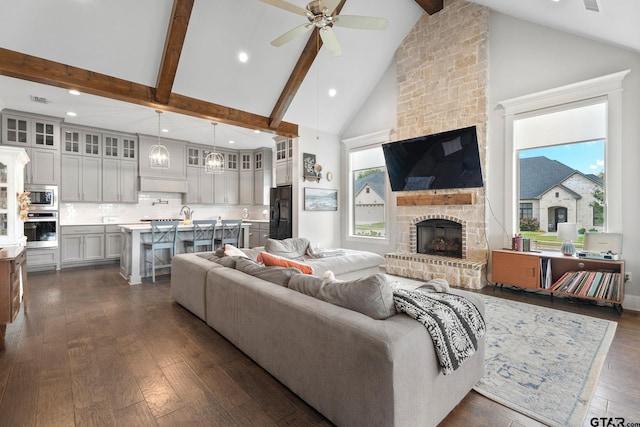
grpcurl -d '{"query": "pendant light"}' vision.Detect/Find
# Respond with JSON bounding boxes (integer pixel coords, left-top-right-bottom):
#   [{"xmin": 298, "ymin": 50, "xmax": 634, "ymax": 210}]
[
  {"xmin": 205, "ymin": 122, "xmax": 224, "ymax": 175},
  {"xmin": 149, "ymin": 110, "xmax": 170, "ymax": 169}
]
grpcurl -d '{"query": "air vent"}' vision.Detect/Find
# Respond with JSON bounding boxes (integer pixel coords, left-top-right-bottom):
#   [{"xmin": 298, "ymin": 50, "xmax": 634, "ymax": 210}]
[
  {"xmin": 583, "ymin": 0, "xmax": 600, "ymax": 12},
  {"xmin": 30, "ymin": 95, "xmax": 49, "ymax": 104}
]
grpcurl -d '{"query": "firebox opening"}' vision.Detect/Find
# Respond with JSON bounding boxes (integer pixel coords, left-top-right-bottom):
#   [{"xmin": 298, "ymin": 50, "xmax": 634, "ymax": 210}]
[{"xmin": 416, "ymin": 219, "xmax": 463, "ymax": 258}]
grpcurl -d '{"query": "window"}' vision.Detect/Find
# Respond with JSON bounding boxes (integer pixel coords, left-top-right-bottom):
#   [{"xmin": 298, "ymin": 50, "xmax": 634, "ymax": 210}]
[
  {"xmin": 516, "ymin": 101, "xmax": 606, "ymax": 238},
  {"xmin": 349, "ymin": 146, "xmax": 387, "ymax": 238},
  {"xmin": 499, "ymin": 70, "xmax": 627, "ymax": 249},
  {"xmin": 519, "ymin": 202, "xmax": 532, "ymax": 219}
]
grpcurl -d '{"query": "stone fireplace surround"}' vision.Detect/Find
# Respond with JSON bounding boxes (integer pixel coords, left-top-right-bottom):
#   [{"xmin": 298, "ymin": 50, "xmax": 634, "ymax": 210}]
[{"xmin": 385, "ymin": 212, "xmax": 487, "ymax": 289}]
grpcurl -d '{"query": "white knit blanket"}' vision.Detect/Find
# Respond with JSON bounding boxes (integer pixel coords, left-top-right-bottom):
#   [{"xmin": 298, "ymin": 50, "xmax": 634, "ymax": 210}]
[{"xmin": 393, "ymin": 288, "xmax": 485, "ymax": 375}]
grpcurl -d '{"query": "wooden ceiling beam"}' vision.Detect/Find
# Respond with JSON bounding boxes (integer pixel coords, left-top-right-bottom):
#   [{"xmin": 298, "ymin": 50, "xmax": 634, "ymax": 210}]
[
  {"xmin": 414, "ymin": 0, "xmax": 443, "ymax": 15},
  {"xmin": 155, "ymin": 0, "xmax": 195, "ymax": 105},
  {"xmin": 0, "ymin": 47, "xmax": 298, "ymax": 138},
  {"xmin": 268, "ymin": 0, "xmax": 347, "ymax": 131}
]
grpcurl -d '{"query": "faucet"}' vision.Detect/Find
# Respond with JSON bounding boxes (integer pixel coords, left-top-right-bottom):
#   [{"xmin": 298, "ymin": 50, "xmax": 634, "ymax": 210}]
[{"xmin": 180, "ymin": 205, "xmax": 193, "ymax": 220}]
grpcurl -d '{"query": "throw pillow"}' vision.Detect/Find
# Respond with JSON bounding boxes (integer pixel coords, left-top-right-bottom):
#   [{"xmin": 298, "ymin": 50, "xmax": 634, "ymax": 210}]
[
  {"xmin": 224, "ymin": 244, "xmax": 248, "ymax": 258},
  {"xmin": 264, "ymin": 237, "xmax": 310, "ymax": 259},
  {"xmin": 235, "ymin": 257, "xmax": 302, "ymax": 287},
  {"xmin": 257, "ymin": 251, "xmax": 314, "ymax": 275},
  {"xmin": 288, "ymin": 273, "xmax": 397, "ymax": 320}
]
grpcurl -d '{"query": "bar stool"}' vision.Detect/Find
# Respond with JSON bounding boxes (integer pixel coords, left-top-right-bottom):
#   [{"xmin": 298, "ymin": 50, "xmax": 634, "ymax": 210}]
[
  {"xmin": 143, "ymin": 221, "xmax": 180, "ymax": 282},
  {"xmin": 183, "ymin": 220, "xmax": 217, "ymax": 253},
  {"xmin": 214, "ymin": 219, "xmax": 242, "ymax": 249}
]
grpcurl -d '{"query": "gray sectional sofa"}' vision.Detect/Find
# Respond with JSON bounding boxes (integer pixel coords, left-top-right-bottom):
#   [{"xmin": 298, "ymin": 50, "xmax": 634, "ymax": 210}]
[{"xmin": 170, "ymin": 239, "xmax": 485, "ymax": 427}]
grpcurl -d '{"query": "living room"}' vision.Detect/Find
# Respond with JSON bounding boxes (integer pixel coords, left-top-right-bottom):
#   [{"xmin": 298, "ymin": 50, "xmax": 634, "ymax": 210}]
[{"xmin": 1, "ymin": 0, "xmax": 639, "ymax": 425}]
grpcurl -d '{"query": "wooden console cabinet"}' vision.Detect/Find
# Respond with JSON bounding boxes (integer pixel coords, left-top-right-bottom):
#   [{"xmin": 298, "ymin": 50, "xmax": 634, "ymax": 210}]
[
  {"xmin": 0, "ymin": 246, "xmax": 27, "ymax": 350},
  {"xmin": 492, "ymin": 249, "xmax": 624, "ymax": 312}
]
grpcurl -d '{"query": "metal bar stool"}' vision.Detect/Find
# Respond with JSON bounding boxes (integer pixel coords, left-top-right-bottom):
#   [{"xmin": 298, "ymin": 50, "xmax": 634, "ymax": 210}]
[
  {"xmin": 183, "ymin": 220, "xmax": 217, "ymax": 253},
  {"xmin": 214, "ymin": 219, "xmax": 242, "ymax": 249},
  {"xmin": 143, "ymin": 221, "xmax": 180, "ymax": 282}
]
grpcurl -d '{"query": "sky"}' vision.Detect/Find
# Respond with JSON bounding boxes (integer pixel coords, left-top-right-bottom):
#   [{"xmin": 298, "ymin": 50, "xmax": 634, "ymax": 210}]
[{"xmin": 518, "ymin": 140, "xmax": 605, "ymax": 175}]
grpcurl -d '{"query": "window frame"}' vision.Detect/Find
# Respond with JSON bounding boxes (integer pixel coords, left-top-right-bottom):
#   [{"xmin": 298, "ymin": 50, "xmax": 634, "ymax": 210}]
[
  {"xmin": 498, "ymin": 70, "xmax": 628, "ymax": 238},
  {"xmin": 342, "ymin": 130, "xmax": 393, "ymax": 245}
]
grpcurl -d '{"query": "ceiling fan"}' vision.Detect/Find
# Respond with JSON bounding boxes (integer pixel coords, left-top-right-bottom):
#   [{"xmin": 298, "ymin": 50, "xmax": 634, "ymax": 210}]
[{"xmin": 259, "ymin": 0, "xmax": 388, "ymax": 56}]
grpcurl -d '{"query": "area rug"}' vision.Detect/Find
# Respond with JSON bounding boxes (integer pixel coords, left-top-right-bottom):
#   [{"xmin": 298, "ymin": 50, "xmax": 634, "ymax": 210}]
[{"xmin": 473, "ymin": 295, "xmax": 617, "ymax": 427}]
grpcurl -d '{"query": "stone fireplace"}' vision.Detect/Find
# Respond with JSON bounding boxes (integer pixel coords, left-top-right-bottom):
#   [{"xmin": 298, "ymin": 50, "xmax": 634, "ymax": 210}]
[{"xmin": 383, "ymin": 0, "xmax": 490, "ymax": 289}]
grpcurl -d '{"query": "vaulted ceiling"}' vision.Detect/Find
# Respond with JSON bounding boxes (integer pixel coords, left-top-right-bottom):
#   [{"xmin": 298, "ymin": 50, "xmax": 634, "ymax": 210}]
[{"xmin": 0, "ymin": 0, "xmax": 637, "ymax": 150}]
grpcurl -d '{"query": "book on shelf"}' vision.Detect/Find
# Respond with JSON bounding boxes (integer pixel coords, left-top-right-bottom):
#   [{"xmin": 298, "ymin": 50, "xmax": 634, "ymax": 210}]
[
  {"xmin": 540, "ymin": 258, "xmax": 552, "ymax": 289},
  {"xmin": 550, "ymin": 270, "xmax": 621, "ymax": 301}
]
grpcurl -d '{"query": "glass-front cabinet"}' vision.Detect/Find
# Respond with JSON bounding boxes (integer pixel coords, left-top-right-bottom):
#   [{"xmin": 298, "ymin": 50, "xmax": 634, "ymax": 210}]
[{"xmin": 0, "ymin": 147, "xmax": 30, "ymax": 246}]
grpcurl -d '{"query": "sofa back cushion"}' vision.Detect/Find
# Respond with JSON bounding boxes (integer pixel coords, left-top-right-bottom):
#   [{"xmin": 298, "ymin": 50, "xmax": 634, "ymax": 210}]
[
  {"xmin": 264, "ymin": 237, "xmax": 310, "ymax": 259},
  {"xmin": 288, "ymin": 273, "xmax": 397, "ymax": 320},
  {"xmin": 235, "ymin": 257, "xmax": 302, "ymax": 287}
]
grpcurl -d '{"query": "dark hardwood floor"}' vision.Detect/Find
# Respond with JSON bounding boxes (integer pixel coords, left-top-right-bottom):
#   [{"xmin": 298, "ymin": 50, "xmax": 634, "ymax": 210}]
[{"xmin": 1, "ymin": 264, "xmax": 638, "ymax": 426}]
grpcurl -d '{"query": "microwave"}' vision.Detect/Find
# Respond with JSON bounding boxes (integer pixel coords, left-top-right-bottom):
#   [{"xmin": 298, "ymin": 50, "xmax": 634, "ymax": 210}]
[{"xmin": 25, "ymin": 185, "xmax": 58, "ymax": 211}]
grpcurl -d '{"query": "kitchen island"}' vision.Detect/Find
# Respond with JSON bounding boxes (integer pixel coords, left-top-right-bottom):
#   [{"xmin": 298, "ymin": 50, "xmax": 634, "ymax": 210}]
[{"xmin": 119, "ymin": 222, "xmax": 250, "ymax": 285}]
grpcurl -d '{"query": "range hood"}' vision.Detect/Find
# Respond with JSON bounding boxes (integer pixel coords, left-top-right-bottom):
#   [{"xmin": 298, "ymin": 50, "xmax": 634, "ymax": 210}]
[{"xmin": 139, "ymin": 176, "xmax": 187, "ymax": 193}]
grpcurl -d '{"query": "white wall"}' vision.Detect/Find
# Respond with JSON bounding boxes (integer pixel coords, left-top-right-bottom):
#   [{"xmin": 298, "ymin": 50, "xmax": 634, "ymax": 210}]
[
  {"xmin": 485, "ymin": 12, "xmax": 640, "ymax": 307},
  {"xmin": 295, "ymin": 126, "xmax": 342, "ymax": 249}
]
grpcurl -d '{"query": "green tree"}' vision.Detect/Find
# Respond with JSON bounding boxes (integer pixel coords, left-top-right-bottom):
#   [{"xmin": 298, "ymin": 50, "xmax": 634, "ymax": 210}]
[{"xmin": 356, "ymin": 168, "xmax": 383, "ymax": 180}]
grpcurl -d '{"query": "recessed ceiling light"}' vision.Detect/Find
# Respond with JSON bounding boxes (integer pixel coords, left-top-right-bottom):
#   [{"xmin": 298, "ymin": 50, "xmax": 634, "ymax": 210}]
[
  {"xmin": 254, "ymin": 130, "xmax": 261, "ymax": 134},
  {"xmin": 66, "ymin": 111, "xmax": 77, "ymax": 117},
  {"xmin": 68, "ymin": 89, "xmax": 81, "ymax": 96},
  {"xmin": 228, "ymin": 140, "xmax": 235, "ymax": 144},
  {"xmin": 238, "ymin": 52, "xmax": 249, "ymax": 63},
  {"xmin": 328, "ymin": 88, "xmax": 337, "ymax": 97},
  {"xmin": 161, "ymin": 128, "xmax": 169, "ymax": 133}
]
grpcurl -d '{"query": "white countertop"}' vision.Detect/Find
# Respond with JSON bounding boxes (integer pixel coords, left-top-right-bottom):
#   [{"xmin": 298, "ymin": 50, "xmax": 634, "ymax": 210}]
[{"xmin": 119, "ymin": 222, "xmax": 252, "ymax": 231}]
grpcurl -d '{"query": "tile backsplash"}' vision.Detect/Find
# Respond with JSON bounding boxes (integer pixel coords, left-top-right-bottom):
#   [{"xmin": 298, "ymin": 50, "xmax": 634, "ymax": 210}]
[{"xmin": 60, "ymin": 192, "xmax": 269, "ymax": 225}]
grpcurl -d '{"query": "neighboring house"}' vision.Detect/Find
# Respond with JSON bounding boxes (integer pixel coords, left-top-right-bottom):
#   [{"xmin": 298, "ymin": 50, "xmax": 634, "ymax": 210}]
[
  {"xmin": 354, "ymin": 171, "xmax": 386, "ymax": 229},
  {"xmin": 520, "ymin": 156, "xmax": 603, "ymax": 232}
]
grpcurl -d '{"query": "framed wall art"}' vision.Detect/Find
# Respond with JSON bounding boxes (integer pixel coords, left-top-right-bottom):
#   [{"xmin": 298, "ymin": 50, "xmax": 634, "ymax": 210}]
[{"xmin": 304, "ymin": 188, "xmax": 338, "ymax": 211}]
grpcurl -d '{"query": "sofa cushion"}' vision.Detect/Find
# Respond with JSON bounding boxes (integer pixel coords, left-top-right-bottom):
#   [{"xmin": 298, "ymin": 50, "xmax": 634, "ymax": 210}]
[
  {"xmin": 257, "ymin": 251, "xmax": 314, "ymax": 275},
  {"xmin": 235, "ymin": 257, "xmax": 302, "ymax": 287},
  {"xmin": 264, "ymin": 237, "xmax": 310, "ymax": 259},
  {"xmin": 288, "ymin": 273, "xmax": 397, "ymax": 320}
]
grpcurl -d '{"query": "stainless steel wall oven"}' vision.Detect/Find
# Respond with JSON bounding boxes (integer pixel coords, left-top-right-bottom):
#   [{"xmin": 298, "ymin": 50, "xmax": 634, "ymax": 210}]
[{"xmin": 24, "ymin": 185, "xmax": 59, "ymax": 248}]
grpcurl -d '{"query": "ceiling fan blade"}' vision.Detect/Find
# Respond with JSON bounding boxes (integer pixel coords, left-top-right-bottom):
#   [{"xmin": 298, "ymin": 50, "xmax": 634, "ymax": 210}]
[
  {"xmin": 333, "ymin": 15, "xmax": 388, "ymax": 30},
  {"xmin": 319, "ymin": 27, "xmax": 342, "ymax": 57},
  {"xmin": 271, "ymin": 23, "xmax": 313, "ymax": 47},
  {"xmin": 319, "ymin": 0, "xmax": 341, "ymax": 15},
  {"xmin": 258, "ymin": 0, "xmax": 307, "ymax": 16}
]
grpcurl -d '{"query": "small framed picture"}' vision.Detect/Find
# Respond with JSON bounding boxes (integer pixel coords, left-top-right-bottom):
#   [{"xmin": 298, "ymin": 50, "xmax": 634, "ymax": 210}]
[{"xmin": 304, "ymin": 188, "xmax": 338, "ymax": 211}]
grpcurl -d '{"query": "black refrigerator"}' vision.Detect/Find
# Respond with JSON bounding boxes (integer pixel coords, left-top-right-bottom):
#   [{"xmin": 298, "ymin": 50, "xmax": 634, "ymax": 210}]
[{"xmin": 269, "ymin": 185, "xmax": 292, "ymax": 240}]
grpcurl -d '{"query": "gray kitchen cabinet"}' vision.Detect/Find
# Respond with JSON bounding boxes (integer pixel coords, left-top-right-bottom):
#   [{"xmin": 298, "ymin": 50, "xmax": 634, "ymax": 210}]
[
  {"xmin": 184, "ymin": 166, "xmax": 214, "ymax": 204},
  {"xmin": 254, "ymin": 148, "xmax": 272, "ymax": 206},
  {"xmin": 274, "ymin": 136, "xmax": 292, "ymax": 186},
  {"xmin": 26, "ymin": 147, "xmax": 60, "ymax": 185},
  {"xmin": 249, "ymin": 221, "xmax": 269, "ymax": 248},
  {"xmin": 105, "ymin": 225, "xmax": 122, "ymax": 259},
  {"xmin": 3, "ymin": 111, "xmax": 61, "ymax": 185},
  {"xmin": 61, "ymin": 225, "xmax": 105, "ymax": 264},
  {"xmin": 239, "ymin": 151, "xmax": 253, "ymax": 205},
  {"xmin": 102, "ymin": 158, "xmax": 138, "ymax": 203},
  {"xmin": 214, "ymin": 152, "xmax": 239, "ymax": 205},
  {"xmin": 61, "ymin": 155, "xmax": 102, "ymax": 202},
  {"xmin": 2, "ymin": 111, "xmax": 60, "ymax": 150}
]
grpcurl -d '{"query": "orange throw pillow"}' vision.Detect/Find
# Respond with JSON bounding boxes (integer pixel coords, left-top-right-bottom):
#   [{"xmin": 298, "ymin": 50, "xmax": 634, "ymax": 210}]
[{"xmin": 257, "ymin": 252, "xmax": 314, "ymax": 275}]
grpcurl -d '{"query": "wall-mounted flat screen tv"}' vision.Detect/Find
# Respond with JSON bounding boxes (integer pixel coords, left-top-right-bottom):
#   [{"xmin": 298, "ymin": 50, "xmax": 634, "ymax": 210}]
[{"xmin": 382, "ymin": 125, "xmax": 483, "ymax": 192}]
